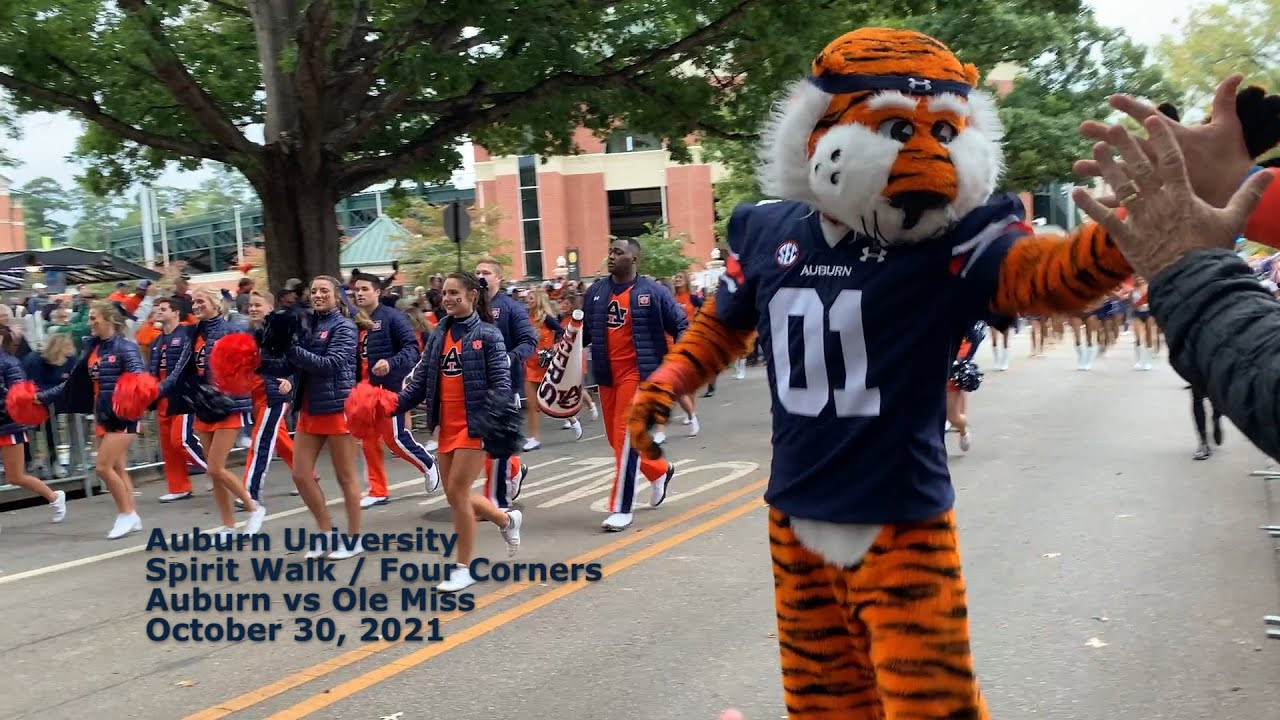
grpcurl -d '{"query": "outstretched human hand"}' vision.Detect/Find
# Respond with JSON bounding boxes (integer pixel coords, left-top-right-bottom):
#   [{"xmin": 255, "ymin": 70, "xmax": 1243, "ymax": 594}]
[{"xmin": 1071, "ymin": 114, "xmax": 1273, "ymax": 279}]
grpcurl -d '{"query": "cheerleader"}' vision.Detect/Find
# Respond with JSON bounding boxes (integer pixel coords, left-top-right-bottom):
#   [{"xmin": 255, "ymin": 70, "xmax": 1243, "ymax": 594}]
[
  {"xmin": 662, "ymin": 272, "xmax": 700, "ymax": 440},
  {"xmin": 946, "ymin": 320, "xmax": 986, "ymax": 452},
  {"xmin": 28, "ymin": 302, "xmax": 153, "ymax": 538},
  {"xmin": 1130, "ymin": 276, "xmax": 1156, "ymax": 371},
  {"xmin": 159, "ymin": 288, "xmax": 264, "ymax": 536},
  {"xmin": 392, "ymin": 272, "xmax": 521, "ymax": 592},
  {"xmin": 0, "ymin": 324, "xmax": 67, "ymax": 525},
  {"xmin": 1189, "ymin": 385, "xmax": 1223, "ymax": 461},
  {"xmin": 288, "ymin": 276, "xmax": 364, "ymax": 559},
  {"xmin": 233, "ymin": 290, "xmax": 308, "ymax": 502},
  {"xmin": 523, "ymin": 287, "xmax": 568, "ymax": 448}
]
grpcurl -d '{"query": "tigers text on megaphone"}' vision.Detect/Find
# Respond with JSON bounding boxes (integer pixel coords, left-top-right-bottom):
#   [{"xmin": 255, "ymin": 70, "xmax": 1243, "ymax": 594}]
[{"xmin": 537, "ymin": 309, "xmax": 586, "ymax": 419}]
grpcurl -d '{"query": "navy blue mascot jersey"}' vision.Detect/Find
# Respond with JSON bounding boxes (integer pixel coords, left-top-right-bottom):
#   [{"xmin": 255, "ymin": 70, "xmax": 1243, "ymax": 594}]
[{"xmin": 716, "ymin": 196, "xmax": 1027, "ymax": 524}]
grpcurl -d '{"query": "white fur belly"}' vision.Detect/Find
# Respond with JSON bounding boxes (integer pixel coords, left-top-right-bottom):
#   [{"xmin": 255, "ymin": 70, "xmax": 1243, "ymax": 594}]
[{"xmin": 791, "ymin": 518, "xmax": 883, "ymax": 567}]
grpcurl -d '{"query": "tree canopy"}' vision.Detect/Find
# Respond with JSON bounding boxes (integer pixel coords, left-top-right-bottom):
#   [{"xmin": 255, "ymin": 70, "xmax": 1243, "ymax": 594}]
[
  {"xmin": 628, "ymin": 222, "xmax": 694, "ymax": 281},
  {"xmin": 392, "ymin": 197, "xmax": 511, "ymax": 284},
  {"xmin": 0, "ymin": 0, "xmax": 1115, "ymax": 285},
  {"xmin": 1157, "ymin": 0, "xmax": 1280, "ymax": 112}
]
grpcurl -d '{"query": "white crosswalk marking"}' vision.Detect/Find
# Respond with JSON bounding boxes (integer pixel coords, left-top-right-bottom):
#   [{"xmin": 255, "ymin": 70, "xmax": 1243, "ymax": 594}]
[{"xmin": 588, "ymin": 461, "xmax": 758, "ymax": 512}]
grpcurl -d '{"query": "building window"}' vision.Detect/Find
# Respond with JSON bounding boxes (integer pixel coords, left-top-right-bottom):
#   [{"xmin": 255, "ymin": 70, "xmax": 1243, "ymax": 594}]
[
  {"xmin": 605, "ymin": 131, "xmax": 662, "ymax": 154},
  {"xmin": 518, "ymin": 155, "xmax": 544, "ymax": 279}
]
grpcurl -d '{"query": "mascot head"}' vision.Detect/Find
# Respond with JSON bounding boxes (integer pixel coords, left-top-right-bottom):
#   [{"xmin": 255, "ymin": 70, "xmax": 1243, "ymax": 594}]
[{"xmin": 759, "ymin": 28, "xmax": 1004, "ymax": 244}]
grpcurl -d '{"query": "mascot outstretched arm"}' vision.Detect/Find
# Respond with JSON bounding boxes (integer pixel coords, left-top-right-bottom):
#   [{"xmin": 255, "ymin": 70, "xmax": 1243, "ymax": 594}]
[{"xmin": 623, "ymin": 27, "xmax": 1268, "ymax": 720}]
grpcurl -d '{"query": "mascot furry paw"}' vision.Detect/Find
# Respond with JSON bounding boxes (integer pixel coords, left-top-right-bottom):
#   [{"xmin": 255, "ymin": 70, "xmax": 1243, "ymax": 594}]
[{"xmin": 630, "ymin": 27, "xmax": 1151, "ymax": 720}]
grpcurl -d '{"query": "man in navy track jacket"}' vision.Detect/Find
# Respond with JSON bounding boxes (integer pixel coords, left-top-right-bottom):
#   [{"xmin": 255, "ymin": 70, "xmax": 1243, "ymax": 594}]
[
  {"xmin": 476, "ymin": 258, "xmax": 538, "ymax": 509},
  {"xmin": 350, "ymin": 272, "xmax": 440, "ymax": 506}
]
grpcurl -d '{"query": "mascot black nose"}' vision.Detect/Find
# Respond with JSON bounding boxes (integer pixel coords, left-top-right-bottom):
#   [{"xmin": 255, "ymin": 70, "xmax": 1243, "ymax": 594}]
[{"xmin": 888, "ymin": 191, "xmax": 949, "ymax": 230}]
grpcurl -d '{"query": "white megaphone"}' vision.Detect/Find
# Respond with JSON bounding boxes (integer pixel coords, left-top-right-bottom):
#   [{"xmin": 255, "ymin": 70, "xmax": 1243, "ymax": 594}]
[{"xmin": 537, "ymin": 309, "xmax": 586, "ymax": 418}]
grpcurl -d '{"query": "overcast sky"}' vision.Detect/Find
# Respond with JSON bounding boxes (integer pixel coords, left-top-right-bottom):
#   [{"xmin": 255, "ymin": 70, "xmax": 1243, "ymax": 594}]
[{"xmin": 0, "ymin": 0, "xmax": 1206, "ymax": 196}]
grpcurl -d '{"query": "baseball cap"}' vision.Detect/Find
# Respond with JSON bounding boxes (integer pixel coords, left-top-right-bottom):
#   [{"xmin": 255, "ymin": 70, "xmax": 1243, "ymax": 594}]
[{"xmin": 282, "ymin": 278, "xmax": 304, "ymax": 294}]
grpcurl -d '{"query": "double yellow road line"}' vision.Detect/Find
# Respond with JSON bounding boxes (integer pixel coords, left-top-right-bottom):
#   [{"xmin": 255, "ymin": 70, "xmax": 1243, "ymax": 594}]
[{"xmin": 186, "ymin": 478, "xmax": 769, "ymax": 719}]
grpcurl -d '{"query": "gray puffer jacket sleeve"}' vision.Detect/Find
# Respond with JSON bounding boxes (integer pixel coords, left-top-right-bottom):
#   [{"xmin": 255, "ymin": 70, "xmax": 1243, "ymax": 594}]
[{"xmin": 1150, "ymin": 248, "xmax": 1280, "ymax": 460}]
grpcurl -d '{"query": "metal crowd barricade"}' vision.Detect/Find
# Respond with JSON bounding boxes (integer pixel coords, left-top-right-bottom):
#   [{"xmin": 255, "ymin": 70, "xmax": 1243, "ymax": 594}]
[
  {"xmin": 0, "ymin": 409, "xmax": 255, "ymax": 501},
  {"xmin": 1249, "ymin": 469, "xmax": 1280, "ymax": 640},
  {"xmin": 1, "ymin": 350, "xmax": 601, "ymax": 503}
]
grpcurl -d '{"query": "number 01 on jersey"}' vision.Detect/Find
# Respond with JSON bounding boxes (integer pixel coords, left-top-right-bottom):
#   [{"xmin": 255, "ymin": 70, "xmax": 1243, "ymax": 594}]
[{"xmin": 767, "ymin": 288, "xmax": 881, "ymax": 418}]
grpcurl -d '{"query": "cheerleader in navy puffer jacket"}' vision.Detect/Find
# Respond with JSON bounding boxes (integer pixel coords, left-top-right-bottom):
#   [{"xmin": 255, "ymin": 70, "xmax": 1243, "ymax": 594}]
[
  {"xmin": 0, "ymin": 324, "xmax": 67, "ymax": 531},
  {"xmin": 286, "ymin": 276, "xmax": 364, "ymax": 560},
  {"xmin": 159, "ymin": 288, "xmax": 265, "ymax": 537},
  {"xmin": 36, "ymin": 302, "xmax": 149, "ymax": 539}
]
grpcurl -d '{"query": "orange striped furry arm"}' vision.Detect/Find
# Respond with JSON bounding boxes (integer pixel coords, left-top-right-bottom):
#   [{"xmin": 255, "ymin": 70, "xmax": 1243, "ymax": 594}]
[
  {"xmin": 628, "ymin": 294, "xmax": 755, "ymax": 460},
  {"xmin": 646, "ymin": 294, "xmax": 757, "ymax": 395},
  {"xmin": 990, "ymin": 223, "xmax": 1133, "ymax": 317}
]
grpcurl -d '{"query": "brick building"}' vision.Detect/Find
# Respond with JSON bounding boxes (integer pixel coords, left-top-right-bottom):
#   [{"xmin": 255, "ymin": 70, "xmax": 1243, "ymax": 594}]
[
  {"xmin": 0, "ymin": 175, "xmax": 26, "ymax": 252},
  {"xmin": 473, "ymin": 128, "xmax": 723, "ymax": 281}
]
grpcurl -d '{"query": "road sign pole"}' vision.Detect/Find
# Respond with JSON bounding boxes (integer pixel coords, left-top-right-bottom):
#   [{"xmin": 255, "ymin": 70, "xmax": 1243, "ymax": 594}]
[{"xmin": 442, "ymin": 200, "xmax": 472, "ymax": 274}]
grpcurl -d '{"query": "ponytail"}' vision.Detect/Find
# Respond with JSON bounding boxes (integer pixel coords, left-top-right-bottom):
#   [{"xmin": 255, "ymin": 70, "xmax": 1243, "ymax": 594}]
[{"xmin": 0, "ymin": 323, "xmax": 16, "ymax": 355}]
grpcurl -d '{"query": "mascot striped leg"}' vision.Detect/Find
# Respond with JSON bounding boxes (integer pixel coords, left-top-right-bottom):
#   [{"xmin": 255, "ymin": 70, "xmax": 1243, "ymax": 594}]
[{"xmin": 770, "ymin": 510, "xmax": 988, "ymax": 719}]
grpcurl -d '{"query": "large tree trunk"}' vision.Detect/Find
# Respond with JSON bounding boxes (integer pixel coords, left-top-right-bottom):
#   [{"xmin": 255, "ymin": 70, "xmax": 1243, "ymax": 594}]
[{"xmin": 254, "ymin": 150, "xmax": 343, "ymax": 291}]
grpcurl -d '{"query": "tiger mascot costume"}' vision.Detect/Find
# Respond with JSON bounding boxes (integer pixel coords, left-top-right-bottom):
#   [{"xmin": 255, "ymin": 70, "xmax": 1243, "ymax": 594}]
[{"xmin": 626, "ymin": 28, "xmax": 1139, "ymax": 719}]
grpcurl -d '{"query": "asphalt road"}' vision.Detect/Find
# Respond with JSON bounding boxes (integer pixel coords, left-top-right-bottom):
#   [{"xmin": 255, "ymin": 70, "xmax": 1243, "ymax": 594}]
[{"xmin": 1, "ymin": 330, "xmax": 1277, "ymax": 720}]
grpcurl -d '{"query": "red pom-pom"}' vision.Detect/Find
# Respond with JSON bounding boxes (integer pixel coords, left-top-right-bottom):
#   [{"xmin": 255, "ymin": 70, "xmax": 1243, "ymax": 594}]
[
  {"xmin": 344, "ymin": 381, "xmax": 397, "ymax": 440},
  {"xmin": 113, "ymin": 372, "xmax": 159, "ymax": 420},
  {"xmin": 210, "ymin": 332, "xmax": 261, "ymax": 396},
  {"xmin": 6, "ymin": 380, "xmax": 49, "ymax": 426}
]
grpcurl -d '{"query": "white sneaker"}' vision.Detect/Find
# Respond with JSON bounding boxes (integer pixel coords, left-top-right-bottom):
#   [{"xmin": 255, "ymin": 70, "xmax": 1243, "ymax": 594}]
[
  {"xmin": 562, "ymin": 419, "xmax": 573, "ymax": 429},
  {"xmin": 509, "ymin": 462, "xmax": 528, "ymax": 502},
  {"xmin": 602, "ymin": 512, "xmax": 633, "ymax": 532},
  {"xmin": 360, "ymin": 494, "xmax": 389, "ymax": 508},
  {"xmin": 424, "ymin": 460, "xmax": 441, "ymax": 494},
  {"xmin": 107, "ymin": 512, "xmax": 142, "ymax": 540},
  {"xmin": 959, "ymin": 431, "xmax": 972, "ymax": 452},
  {"xmin": 437, "ymin": 564, "xmax": 475, "ymax": 593},
  {"xmin": 566, "ymin": 418, "xmax": 583, "ymax": 440},
  {"xmin": 500, "ymin": 510, "xmax": 522, "ymax": 557},
  {"xmin": 243, "ymin": 503, "xmax": 267, "ymax": 535},
  {"xmin": 50, "ymin": 490, "xmax": 66, "ymax": 523},
  {"xmin": 327, "ymin": 539, "xmax": 364, "ymax": 560},
  {"xmin": 158, "ymin": 492, "xmax": 192, "ymax": 503},
  {"xmin": 522, "ymin": 437, "xmax": 541, "ymax": 451},
  {"xmin": 305, "ymin": 549, "xmax": 327, "ymax": 559},
  {"xmin": 426, "ymin": 439, "xmax": 439, "ymax": 452},
  {"xmin": 687, "ymin": 416, "xmax": 700, "ymax": 437},
  {"xmin": 652, "ymin": 430, "xmax": 666, "ymax": 445},
  {"xmin": 651, "ymin": 464, "xmax": 675, "ymax": 507},
  {"xmin": 590, "ymin": 404, "xmax": 599, "ymax": 422}
]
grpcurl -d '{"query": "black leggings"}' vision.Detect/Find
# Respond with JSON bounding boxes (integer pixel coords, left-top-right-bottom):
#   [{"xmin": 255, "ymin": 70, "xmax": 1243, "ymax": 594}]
[{"xmin": 1190, "ymin": 388, "xmax": 1221, "ymax": 444}]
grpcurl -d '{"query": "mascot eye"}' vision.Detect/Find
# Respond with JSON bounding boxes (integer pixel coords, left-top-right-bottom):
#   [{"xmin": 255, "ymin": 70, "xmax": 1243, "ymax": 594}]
[
  {"xmin": 877, "ymin": 119, "xmax": 914, "ymax": 142},
  {"xmin": 931, "ymin": 121, "xmax": 958, "ymax": 144}
]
